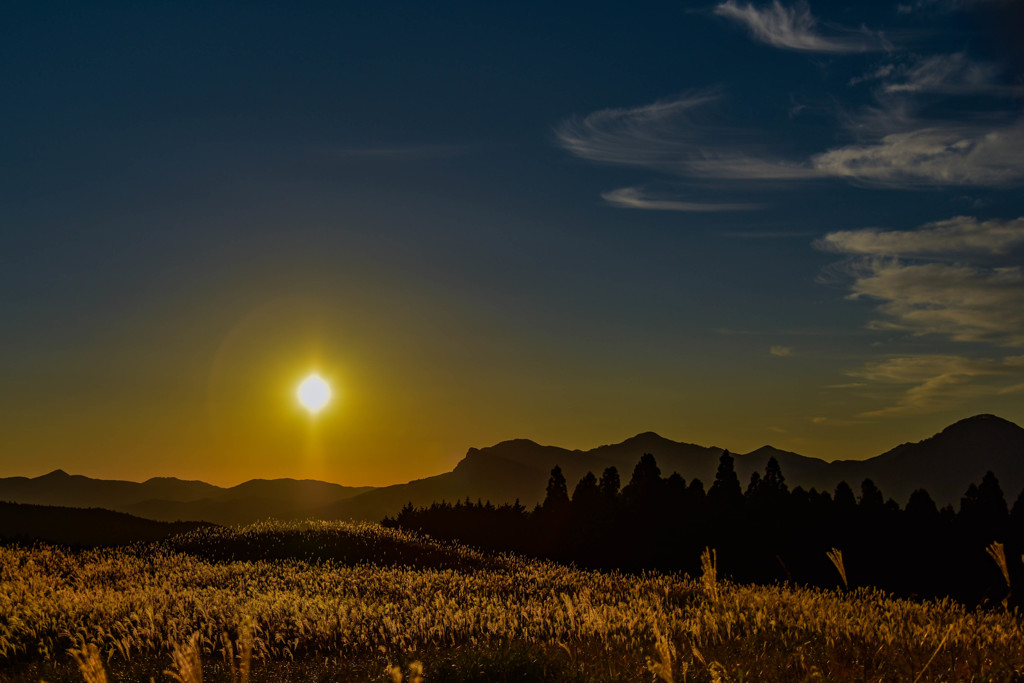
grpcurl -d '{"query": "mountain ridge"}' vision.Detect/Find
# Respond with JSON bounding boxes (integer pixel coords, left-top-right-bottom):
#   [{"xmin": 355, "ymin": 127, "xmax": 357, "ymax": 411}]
[{"xmin": 2, "ymin": 414, "xmax": 1021, "ymax": 523}]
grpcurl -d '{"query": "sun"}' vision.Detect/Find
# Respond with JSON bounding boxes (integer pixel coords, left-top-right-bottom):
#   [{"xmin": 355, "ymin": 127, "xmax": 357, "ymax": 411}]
[{"xmin": 297, "ymin": 373, "xmax": 332, "ymax": 414}]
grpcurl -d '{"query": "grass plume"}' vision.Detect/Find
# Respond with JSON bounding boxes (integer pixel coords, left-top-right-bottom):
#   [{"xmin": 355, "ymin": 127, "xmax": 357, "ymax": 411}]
[
  {"xmin": 827, "ymin": 547, "xmax": 848, "ymax": 591},
  {"xmin": 69, "ymin": 643, "xmax": 108, "ymax": 683},
  {"xmin": 165, "ymin": 633, "xmax": 203, "ymax": 683}
]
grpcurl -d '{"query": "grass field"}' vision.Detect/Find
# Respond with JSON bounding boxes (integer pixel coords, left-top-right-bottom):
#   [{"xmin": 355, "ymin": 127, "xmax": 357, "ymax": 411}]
[{"xmin": 2, "ymin": 520, "xmax": 1023, "ymax": 682}]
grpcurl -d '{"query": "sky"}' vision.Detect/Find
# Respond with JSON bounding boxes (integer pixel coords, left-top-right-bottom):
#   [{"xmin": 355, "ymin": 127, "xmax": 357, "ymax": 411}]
[{"xmin": 2, "ymin": 0, "xmax": 1023, "ymax": 487}]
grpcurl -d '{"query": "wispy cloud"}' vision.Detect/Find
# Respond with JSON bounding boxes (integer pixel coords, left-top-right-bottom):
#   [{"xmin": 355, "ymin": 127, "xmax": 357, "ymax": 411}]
[
  {"xmin": 557, "ymin": 4, "xmax": 1024, "ymax": 207},
  {"xmin": 850, "ymin": 354, "xmax": 1024, "ymax": 417},
  {"xmin": 714, "ymin": 1, "xmax": 887, "ymax": 53},
  {"xmin": 555, "ymin": 93, "xmax": 818, "ymax": 181},
  {"xmin": 847, "ymin": 261, "xmax": 1024, "ymax": 345},
  {"xmin": 819, "ymin": 215, "xmax": 1024, "ymax": 346},
  {"xmin": 558, "ymin": 94, "xmax": 1024, "ymax": 193},
  {"xmin": 601, "ymin": 187, "xmax": 761, "ymax": 212},
  {"xmin": 817, "ymin": 216, "xmax": 1024, "ymax": 257},
  {"xmin": 854, "ymin": 53, "xmax": 1012, "ymax": 96},
  {"xmin": 556, "ymin": 92, "xmax": 721, "ymax": 169},
  {"xmin": 812, "ymin": 119, "xmax": 1024, "ymax": 188},
  {"xmin": 770, "ymin": 345, "xmax": 794, "ymax": 356}
]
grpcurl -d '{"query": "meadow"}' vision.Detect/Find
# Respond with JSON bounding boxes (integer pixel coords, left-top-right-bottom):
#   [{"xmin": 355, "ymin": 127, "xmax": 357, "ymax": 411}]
[{"xmin": 2, "ymin": 520, "xmax": 1023, "ymax": 682}]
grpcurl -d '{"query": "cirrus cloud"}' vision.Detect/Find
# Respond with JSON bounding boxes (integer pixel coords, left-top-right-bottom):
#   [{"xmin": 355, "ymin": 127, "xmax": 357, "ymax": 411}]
[
  {"xmin": 714, "ymin": 1, "xmax": 888, "ymax": 53},
  {"xmin": 818, "ymin": 215, "xmax": 1024, "ymax": 346},
  {"xmin": 557, "ymin": 95, "xmax": 1024, "ymax": 194},
  {"xmin": 849, "ymin": 354, "xmax": 1024, "ymax": 417},
  {"xmin": 812, "ymin": 120, "xmax": 1024, "ymax": 187},
  {"xmin": 601, "ymin": 187, "xmax": 763, "ymax": 212},
  {"xmin": 817, "ymin": 216, "xmax": 1024, "ymax": 257}
]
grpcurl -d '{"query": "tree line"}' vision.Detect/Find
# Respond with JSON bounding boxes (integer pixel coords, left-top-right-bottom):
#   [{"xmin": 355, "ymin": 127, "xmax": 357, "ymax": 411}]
[{"xmin": 385, "ymin": 451, "xmax": 1024, "ymax": 607}]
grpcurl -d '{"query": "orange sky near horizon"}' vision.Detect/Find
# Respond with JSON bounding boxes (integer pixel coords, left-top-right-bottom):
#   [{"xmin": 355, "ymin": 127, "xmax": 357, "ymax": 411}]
[{"xmin": 3, "ymin": 296, "xmax": 1020, "ymax": 488}]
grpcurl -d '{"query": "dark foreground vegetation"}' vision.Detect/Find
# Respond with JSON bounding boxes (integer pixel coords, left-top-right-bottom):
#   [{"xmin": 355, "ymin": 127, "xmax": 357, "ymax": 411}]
[
  {"xmin": 3, "ymin": 520, "xmax": 1024, "ymax": 682},
  {"xmin": 387, "ymin": 451, "xmax": 1024, "ymax": 607}
]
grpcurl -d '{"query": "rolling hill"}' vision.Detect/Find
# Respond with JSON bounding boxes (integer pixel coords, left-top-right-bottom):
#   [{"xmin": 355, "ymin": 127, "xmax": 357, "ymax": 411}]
[{"xmin": 0, "ymin": 501, "xmax": 211, "ymax": 545}]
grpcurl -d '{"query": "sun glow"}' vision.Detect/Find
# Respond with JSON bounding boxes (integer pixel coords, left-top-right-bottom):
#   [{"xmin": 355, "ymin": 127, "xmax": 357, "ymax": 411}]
[{"xmin": 297, "ymin": 373, "xmax": 332, "ymax": 414}]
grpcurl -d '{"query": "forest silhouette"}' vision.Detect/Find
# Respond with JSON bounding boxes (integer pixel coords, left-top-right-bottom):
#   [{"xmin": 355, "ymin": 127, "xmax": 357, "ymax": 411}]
[{"xmin": 386, "ymin": 451, "xmax": 1024, "ymax": 607}]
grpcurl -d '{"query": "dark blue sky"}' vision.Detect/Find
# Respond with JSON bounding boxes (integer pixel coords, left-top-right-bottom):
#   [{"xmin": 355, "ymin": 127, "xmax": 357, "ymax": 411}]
[{"xmin": 2, "ymin": 0, "xmax": 1022, "ymax": 485}]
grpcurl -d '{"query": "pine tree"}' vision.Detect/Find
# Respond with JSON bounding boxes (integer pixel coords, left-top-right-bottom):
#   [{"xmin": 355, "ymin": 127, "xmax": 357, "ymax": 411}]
[
  {"xmin": 834, "ymin": 481, "xmax": 856, "ymax": 509},
  {"xmin": 572, "ymin": 471, "xmax": 600, "ymax": 507},
  {"xmin": 858, "ymin": 479, "xmax": 884, "ymax": 508},
  {"xmin": 624, "ymin": 453, "xmax": 662, "ymax": 502},
  {"xmin": 906, "ymin": 489, "xmax": 938, "ymax": 520},
  {"xmin": 599, "ymin": 466, "xmax": 620, "ymax": 499},
  {"xmin": 544, "ymin": 465, "xmax": 570, "ymax": 511},
  {"xmin": 709, "ymin": 450, "xmax": 742, "ymax": 508},
  {"xmin": 763, "ymin": 456, "xmax": 788, "ymax": 493}
]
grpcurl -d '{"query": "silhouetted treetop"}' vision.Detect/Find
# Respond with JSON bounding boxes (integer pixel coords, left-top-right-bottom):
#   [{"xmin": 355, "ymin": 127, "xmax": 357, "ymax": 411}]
[
  {"xmin": 599, "ymin": 466, "xmax": 620, "ymax": 499},
  {"xmin": 959, "ymin": 471, "xmax": 1009, "ymax": 536},
  {"xmin": 746, "ymin": 471, "xmax": 762, "ymax": 498},
  {"xmin": 859, "ymin": 479, "xmax": 884, "ymax": 508},
  {"xmin": 544, "ymin": 465, "xmax": 569, "ymax": 510},
  {"xmin": 763, "ymin": 456, "xmax": 787, "ymax": 493},
  {"xmin": 709, "ymin": 450, "xmax": 743, "ymax": 507},
  {"xmin": 906, "ymin": 489, "xmax": 939, "ymax": 519},
  {"xmin": 571, "ymin": 471, "xmax": 599, "ymax": 507},
  {"xmin": 624, "ymin": 453, "xmax": 662, "ymax": 501},
  {"xmin": 834, "ymin": 481, "xmax": 856, "ymax": 509}
]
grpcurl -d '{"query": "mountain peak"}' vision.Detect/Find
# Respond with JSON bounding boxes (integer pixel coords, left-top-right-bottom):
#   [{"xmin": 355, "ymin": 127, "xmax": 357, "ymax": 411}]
[
  {"xmin": 941, "ymin": 414, "xmax": 1019, "ymax": 434},
  {"xmin": 42, "ymin": 469, "xmax": 70, "ymax": 478},
  {"xmin": 621, "ymin": 431, "xmax": 671, "ymax": 445},
  {"xmin": 492, "ymin": 438, "xmax": 543, "ymax": 449}
]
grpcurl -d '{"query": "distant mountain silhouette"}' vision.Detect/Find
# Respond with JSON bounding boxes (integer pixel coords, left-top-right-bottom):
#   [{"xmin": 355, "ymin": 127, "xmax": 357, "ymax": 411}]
[
  {"xmin": 0, "ymin": 472, "xmax": 373, "ymax": 525},
  {"xmin": 0, "ymin": 470, "xmax": 219, "ymax": 508},
  {"xmin": 3, "ymin": 414, "xmax": 1020, "ymax": 523},
  {"xmin": 814, "ymin": 414, "xmax": 1024, "ymax": 506},
  {"xmin": 324, "ymin": 414, "xmax": 1021, "ymax": 520},
  {"xmin": 0, "ymin": 501, "xmax": 210, "ymax": 546}
]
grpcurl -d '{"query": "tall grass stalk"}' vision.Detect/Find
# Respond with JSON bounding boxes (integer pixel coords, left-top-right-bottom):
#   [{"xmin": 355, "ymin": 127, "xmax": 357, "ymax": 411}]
[
  {"xmin": 827, "ymin": 547, "xmax": 848, "ymax": 591},
  {"xmin": 701, "ymin": 547, "xmax": 718, "ymax": 601},
  {"xmin": 985, "ymin": 542, "xmax": 1010, "ymax": 589},
  {"xmin": 646, "ymin": 626, "xmax": 675, "ymax": 683},
  {"xmin": 69, "ymin": 643, "xmax": 108, "ymax": 683},
  {"xmin": 165, "ymin": 633, "xmax": 203, "ymax": 683}
]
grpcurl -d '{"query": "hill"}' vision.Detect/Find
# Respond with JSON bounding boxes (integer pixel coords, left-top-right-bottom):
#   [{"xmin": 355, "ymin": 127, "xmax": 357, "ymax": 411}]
[
  {"xmin": 0, "ymin": 501, "xmax": 210, "ymax": 546},
  {"xmin": 3, "ymin": 520, "xmax": 1022, "ymax": 682}
]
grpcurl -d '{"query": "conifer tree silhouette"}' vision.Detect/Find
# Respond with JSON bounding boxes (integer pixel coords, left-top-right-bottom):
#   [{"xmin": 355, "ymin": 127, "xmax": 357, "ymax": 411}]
[
  {"xmin": 833, "ymin": 481, "xmax": 856, "ymax": 509},
  {"xmin": 598, "ymin": 466, "xmax": 620, "ymax": 499},
  {"xmin": 960, "ymin": 471, "xmax": 1009, "ymax": 540},
  {"xmin": 623, "ymin": 453, "xmax": 662, "ymax": 504},
  {"xmin": 906, "ymin": 489, "xmax": 939, "ymax": 520},
  {"xmin": 709, "ymin": 450, "xmax": 742, "ymax": 508},
  {"xmin": 544, "ymin": 465, "xmax": 570, "ymax": 511},
  {"xmin": 858, "ymin": 479, "xmax": 884, "ymax": 508},
  {"xmin": 763, "ymin": 456, "xmax": 787, "ymax": 494},
  {"xmin": 571, "ymin": 471, "xmax": 600, "ymax": 507}
]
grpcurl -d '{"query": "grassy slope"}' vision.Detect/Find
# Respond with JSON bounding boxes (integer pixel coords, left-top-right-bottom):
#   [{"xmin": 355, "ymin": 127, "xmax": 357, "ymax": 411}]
[{"xmin": 2, "ymin": 520, "xmax": 1022, "ymax": 682}]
